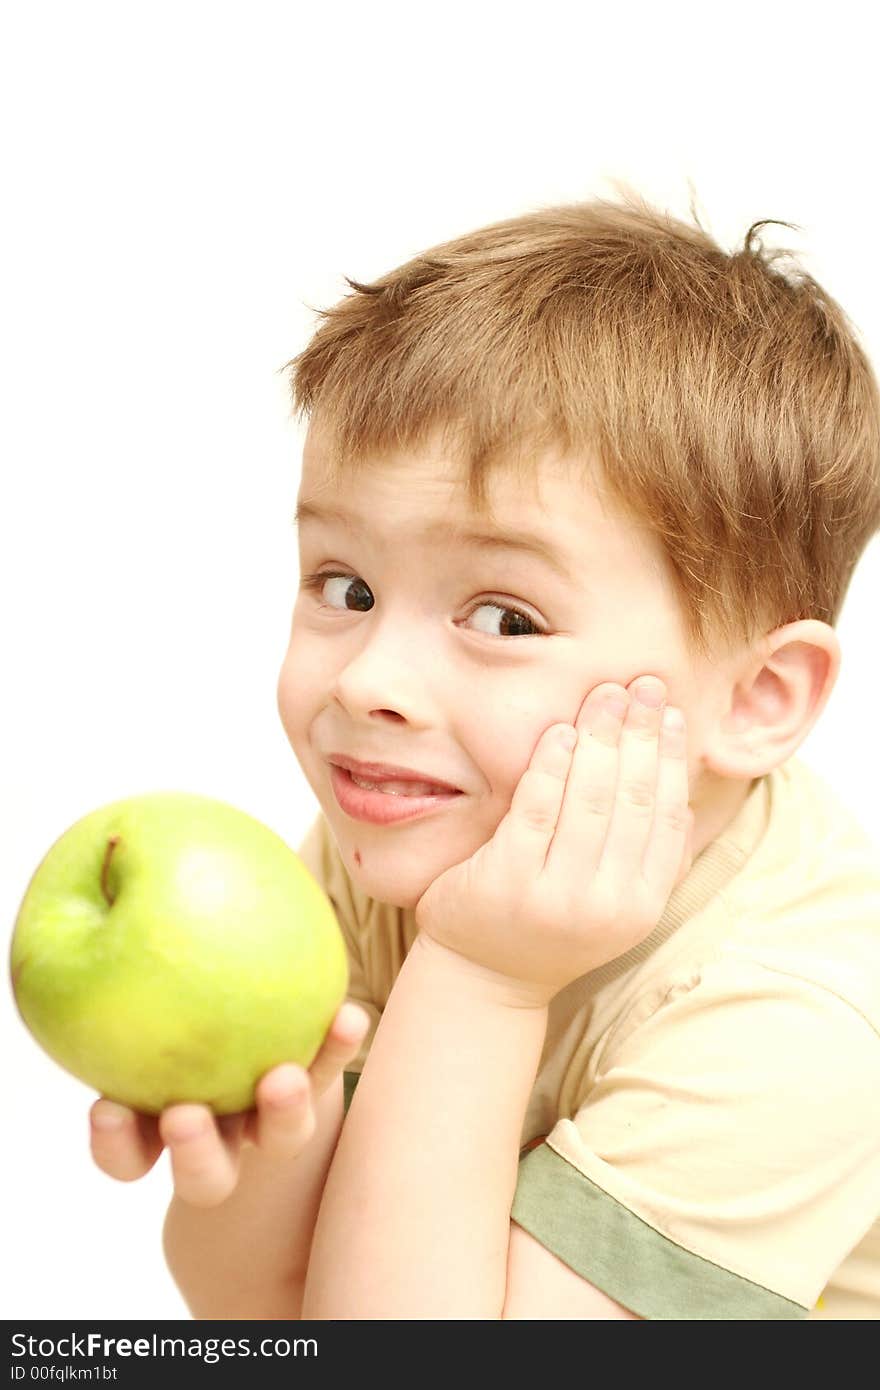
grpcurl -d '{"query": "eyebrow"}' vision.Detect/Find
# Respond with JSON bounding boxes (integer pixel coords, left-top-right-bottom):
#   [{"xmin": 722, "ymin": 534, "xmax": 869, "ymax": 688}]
[{"xmin": 293, "ymin": 500, "xmax": 575, "ymax": 583}]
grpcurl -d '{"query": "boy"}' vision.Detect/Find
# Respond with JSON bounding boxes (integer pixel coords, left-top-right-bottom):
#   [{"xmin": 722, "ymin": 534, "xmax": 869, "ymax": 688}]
[{"xmin": 90, "ymin": 192, "xmax": 880, "ymax": 1319}]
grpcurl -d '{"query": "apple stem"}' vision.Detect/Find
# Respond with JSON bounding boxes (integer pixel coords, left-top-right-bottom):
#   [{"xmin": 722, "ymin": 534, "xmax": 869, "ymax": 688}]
[{"xmin": 101, "ymin": 835, "xmax": 121, "ymax": 907}]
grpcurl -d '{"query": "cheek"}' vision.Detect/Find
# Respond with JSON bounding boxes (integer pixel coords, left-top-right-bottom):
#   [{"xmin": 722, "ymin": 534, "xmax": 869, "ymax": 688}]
[
  {"xmin": 465, "ymin": 692, "xmax": 554, "ymax": 798},
  {"xmin": 275, "ymin": 659, "xmax": 298, "ymax": 744},
  {"xmin": 276, "ymin": 635, "xmax": 321, "ymax": 742}
]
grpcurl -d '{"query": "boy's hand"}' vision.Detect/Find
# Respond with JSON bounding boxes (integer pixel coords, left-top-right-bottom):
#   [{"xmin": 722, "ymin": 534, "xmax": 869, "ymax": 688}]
[
  {"xmin": 88, "ymin": 1001, "xmax": 370, "ymax": 1208},
  {"xmin": 414, "ymin": 677, "xmax": 694, "ymax": 1008}
]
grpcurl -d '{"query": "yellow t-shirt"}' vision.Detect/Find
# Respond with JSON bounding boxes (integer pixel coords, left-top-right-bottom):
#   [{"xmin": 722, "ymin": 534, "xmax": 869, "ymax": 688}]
[{"xmin": 296, "ymin": 754, "xmax": 880, "ymax": 1320}]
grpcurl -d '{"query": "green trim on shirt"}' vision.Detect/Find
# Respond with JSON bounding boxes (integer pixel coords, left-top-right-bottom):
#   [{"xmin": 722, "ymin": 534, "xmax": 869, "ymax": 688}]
[
  {"xmin": 343, "ymin": 1069, "xmax": 360, "ymax": 1114},
  {"xmin": 511, "ymin": 1142, "xmax": 809, "ymax": 1320},
  {"xmin": 342, "ymin": 1072, "xmax": 808, "ymax": 1319}
]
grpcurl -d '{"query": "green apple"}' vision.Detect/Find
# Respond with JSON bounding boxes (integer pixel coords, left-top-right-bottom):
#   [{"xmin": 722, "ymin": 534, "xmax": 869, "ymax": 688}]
[{"xmin": 10, "ymin": 791, "xmax": 348, "ymax": 1115}]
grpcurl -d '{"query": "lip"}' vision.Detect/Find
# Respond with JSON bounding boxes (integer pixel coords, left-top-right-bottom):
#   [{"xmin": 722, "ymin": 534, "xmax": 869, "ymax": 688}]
[
  {"xmin": 329, "ymin": 763, "xmax": 463, "ymax": 825},
  {"xmin": 327, "ymin": 754, "xmax": 462, "ymax": 793}
]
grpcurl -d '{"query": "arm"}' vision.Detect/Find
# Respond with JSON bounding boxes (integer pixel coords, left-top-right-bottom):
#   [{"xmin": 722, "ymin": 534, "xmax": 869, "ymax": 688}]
[
  {"xmin": 302, "ymin": 681, "xmax": 688, "ymax": 1318},
  {"xmin": 301, "ymin": 935, "xmax": 547, "ymax": 1318},
  {"xmin": 303, "ymin": 941, "xmax": 638, "ymax": 1319},
  {"xmin": 163, "ymin": 1070, "xmax": 344, "ymax": 1320}
]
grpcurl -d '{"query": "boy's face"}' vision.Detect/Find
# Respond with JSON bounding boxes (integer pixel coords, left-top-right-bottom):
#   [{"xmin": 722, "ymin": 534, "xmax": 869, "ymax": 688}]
[{"xmin": 278, "ymin": 424, "xmax": 723, "ymax": 910}]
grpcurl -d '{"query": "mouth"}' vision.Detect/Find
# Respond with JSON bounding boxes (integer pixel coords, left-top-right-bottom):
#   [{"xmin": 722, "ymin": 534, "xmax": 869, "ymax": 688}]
[
  {"xmin": 340, "ymin": 770, "xmax": 460, "ymax": 797},
  {"xmin": 328, "ymin": 755, "xmax": 463, "ymax": 796},
  {"xmin": 328, "ymin": 763, "xmax": 463, "ymax": 825}
]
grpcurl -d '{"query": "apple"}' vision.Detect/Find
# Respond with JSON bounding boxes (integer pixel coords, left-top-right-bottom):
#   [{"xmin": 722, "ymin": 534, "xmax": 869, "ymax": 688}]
[{"xmin": 9, "ymin": 791, "xmax": 349, "ymax": 1115}]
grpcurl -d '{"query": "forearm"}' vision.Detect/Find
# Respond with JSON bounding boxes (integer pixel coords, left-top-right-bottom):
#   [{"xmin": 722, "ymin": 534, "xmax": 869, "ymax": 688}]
[
  {"xmin": 301, "ymin": 935, "xmax": 548, "ymax": 1318},
  {"xmin": 163, "ymin": 1073, "xmax": 344, "ymax": 1320}
]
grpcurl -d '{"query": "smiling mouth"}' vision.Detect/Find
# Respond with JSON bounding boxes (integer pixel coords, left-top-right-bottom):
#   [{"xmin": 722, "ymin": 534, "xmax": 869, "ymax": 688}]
[
  {"xmin": 329, "ymin": 764, "xmax": 464, "ymax": 824},
  {"xmin": 345, "ymin": 770, "xmax": 461, "ymax": 797}
]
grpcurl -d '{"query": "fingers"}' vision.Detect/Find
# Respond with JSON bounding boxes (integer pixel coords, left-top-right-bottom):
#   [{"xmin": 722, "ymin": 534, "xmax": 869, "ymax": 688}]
[
  {"xmin": 546, "ymin": 676, "xmax": 691, "ymax": 904},
  {"xmin": 249, "ymin": 1064, "xmax": 317, "ymax": 1159},
  {"xmin": 235, "ymin": 1002, "xmax": 370, "ymax": 1164},
  {"xmin": 90, "ymin": 1002, "xmax": 373, "ymax": 1207},
  {"xmin": 166, "ymin": 1000, "xmax": 369, "ymax": 1184},
  {"xmin": 89, "ymin": 1099, "xmax": 164, "ymax": 1182},
  {"xmin": 90, "ymin": 1096, "xmax": 242, "ymax": 1207},
  {"xmin": 499, "ymin": 722, "xmax": 578, "ymax": 877},
  {"xmin": 547, "ymin": 684, "xmax": 631, "ymax": 878},
  {"xmin": 644, "ymin": 704, "xmax": 693, "ymax": 890},
  {"xmin": 306, "ymin": 1001, "xmax": 372, "ymax": 1096},
  {"xmin": 158, "ymin": 1105, "xmax": 242, "ymax": 1208},
  {"xmin": 600, "ymin": 678, "xmax": 683, "ymax": 892}
]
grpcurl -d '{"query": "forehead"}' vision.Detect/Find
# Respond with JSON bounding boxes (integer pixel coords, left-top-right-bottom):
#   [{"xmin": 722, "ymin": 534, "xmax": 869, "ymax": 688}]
[
  {"xmin": 296, "ymin": 421, "xmax": 673, "ymax": 596},
  {"xmin": 299, "ymin": 421, "xmax": 620, "ymax": 533},
  {"xmin": 299, "ymin": 436, "xmax": 597, "ymax": 587}
]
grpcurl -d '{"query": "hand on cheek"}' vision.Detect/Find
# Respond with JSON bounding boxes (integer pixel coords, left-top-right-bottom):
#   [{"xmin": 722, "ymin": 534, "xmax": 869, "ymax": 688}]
[{"xmin": 414, "ymin": 675, "xmax": 694, "ymax": 1007}]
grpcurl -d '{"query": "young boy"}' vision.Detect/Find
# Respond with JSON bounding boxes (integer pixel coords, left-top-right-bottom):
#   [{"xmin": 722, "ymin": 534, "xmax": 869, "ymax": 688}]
[{"xmin": 89, "ymin": 192, "xmax": 880, "ymax": 1320}]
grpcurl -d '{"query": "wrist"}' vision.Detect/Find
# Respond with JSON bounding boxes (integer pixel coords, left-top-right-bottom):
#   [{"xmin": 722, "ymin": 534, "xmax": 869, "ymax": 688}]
[{"xmin": 414, "ymin": 930, "xmax": 555, "ymax": 1012}]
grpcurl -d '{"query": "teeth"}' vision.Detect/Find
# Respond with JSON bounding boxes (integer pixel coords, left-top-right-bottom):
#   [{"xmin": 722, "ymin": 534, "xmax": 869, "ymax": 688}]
[{"xmin": 349, "ymin": 773, "xmax": 448, "ymax": 797}]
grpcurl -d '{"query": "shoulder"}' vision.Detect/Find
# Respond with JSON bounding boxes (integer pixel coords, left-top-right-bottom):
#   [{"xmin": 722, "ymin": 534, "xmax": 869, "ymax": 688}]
[
  {"xmin": 512, "ymin": 942, "xmax": 880, "ymax": 1319},
  {"xmin": 718, "ymin": 757, "xmax": 880, "ymax": 1034},
  {"xmin": 641, "ymin": 755, "xmax": 880, "ymax": 1036},
  {"xmin": 744, "ymin": 755, "xmax": 880, "ymax": 898}
]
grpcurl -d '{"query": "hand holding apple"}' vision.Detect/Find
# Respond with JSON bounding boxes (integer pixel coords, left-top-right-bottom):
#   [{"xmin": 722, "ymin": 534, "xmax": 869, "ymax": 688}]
[
  {"xmin": 10, "ymin": 791, "xmax": 350, "ymax": 1115},
  {"xmin": 89, "ymin": 999, "xmax": 370, "ymax": 1207}
]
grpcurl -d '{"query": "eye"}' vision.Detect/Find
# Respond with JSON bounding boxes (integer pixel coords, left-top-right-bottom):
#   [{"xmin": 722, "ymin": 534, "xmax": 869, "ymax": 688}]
[
  {"xmin": 301, "ymin": 570, "xmax": 374, "ymax": 612},
  {"xmin": 464, "ymin": 600, "xmax": 545, "ymax": 638},
  {"xmin": 299, "ymin": 570, "xmax": 546, "ymax": 638}
]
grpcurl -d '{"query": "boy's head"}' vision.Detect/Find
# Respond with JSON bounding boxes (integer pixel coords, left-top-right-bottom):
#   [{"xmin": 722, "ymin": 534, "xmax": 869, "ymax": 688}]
[{"xmin": 277, "ymin": 191, "xmax": 880, "ymax": 910}]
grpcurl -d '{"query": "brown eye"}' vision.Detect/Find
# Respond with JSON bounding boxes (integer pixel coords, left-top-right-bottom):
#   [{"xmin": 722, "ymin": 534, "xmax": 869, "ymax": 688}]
[
  {"xmin": 302, "ymin": 572, "xmax": 374, "ymax": 612},
  {"xmin": 466, "ymin": 601, "xmax": 544, "ymax": 638}
]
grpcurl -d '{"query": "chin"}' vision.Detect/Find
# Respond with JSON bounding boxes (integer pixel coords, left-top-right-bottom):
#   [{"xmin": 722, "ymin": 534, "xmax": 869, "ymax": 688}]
[
  {"xmin": 330, "ymin": 827, "xmax": 454, "ymax": 912},
  {"xmin": 317, "ymin": 790, "xmax": 479, "ymax": 908},
  {"xmin": 345, "ymin": 857, "xmax": 426, "ymax": 912}
]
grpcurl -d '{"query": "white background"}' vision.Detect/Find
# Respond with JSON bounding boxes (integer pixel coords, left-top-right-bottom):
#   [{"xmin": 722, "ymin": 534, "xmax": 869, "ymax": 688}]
[{"xmin": 3, "ymin": 0, "xmax": 878, "ymax": 1321}]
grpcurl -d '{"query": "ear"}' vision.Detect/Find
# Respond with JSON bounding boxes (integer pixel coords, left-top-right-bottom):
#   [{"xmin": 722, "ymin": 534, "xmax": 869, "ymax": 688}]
[{"xmin": 700, "ymin": 619, "xmax": 841, "ymax": 780}]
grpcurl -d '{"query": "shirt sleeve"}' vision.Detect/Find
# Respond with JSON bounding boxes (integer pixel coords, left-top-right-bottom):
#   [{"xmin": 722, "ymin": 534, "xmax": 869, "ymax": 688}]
[
  {"xmin": 510, "ymin": 956, "xmax": 880, "ymax": 1319},
  {"xmin": 295, "ymin": 812, "xmax": 381, "ymax": 1108}
]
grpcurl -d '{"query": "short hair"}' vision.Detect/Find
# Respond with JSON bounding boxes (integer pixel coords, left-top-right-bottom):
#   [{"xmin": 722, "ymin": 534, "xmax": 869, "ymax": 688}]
[{"xmin": 282, "ymin": 188, "xmax": 880, "ymax": 662}]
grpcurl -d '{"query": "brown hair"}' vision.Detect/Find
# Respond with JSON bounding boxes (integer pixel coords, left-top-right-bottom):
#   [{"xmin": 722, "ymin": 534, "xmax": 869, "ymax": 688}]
[{"xmin": 282, "ymin": 188, "xmax": 880, "ymax": 662}]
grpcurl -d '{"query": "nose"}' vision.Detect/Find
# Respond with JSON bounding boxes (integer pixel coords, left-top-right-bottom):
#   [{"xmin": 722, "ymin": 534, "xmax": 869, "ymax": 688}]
[{"xmin": 329, "ymin": 616, "xmax": 442, "ymax": 726}]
